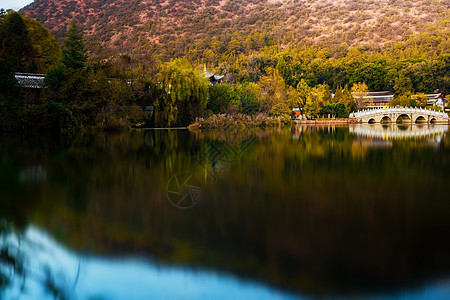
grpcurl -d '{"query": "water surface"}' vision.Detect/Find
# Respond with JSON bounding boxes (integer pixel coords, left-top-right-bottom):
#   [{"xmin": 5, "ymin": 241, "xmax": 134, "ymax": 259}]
[{"xmin": 1, "ymin": 124, "xmax": 450, "ymax": 299}]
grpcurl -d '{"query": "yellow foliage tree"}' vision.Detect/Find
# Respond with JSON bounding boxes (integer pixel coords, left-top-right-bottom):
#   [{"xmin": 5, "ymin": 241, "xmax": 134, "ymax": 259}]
[
  {"xmin": 157, "ymin": 58, "xmax": 209, "ymax": 126},
  {"xmin": 351, "ymin": 82, "xmax": 371, "ymax": 110}
]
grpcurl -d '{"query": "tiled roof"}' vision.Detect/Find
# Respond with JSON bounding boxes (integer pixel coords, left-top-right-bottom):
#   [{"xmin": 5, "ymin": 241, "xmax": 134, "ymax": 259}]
[{"xmin": 15, "ymin": 73, "xmax": 46, "ymax": 89}]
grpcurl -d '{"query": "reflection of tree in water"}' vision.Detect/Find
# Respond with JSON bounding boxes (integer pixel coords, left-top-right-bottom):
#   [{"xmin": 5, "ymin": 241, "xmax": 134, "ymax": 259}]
[
  {"xmin": 0, "ymin": 219, "xmax": 73, "ymax": 300},
  {"xmin": 188, "ymin": 127, "xmax": 262, "ymax": 183}
]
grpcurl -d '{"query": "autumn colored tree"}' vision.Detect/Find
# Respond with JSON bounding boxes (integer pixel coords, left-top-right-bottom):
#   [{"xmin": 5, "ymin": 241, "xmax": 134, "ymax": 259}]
[
  {"xmin": 323, "ymin": 84, "xmax": 333, "ymax": 105},
  {"xmin": 303, "ymin": 85, "xmax": 327, "ymax": 116},
  {"xmin": 389, "ymin": 93, "xmax": 412, "ymax": 107},
  {"xmin": 257, "ymin": 68, "xmax": 289, "ymax": 113},
  {"xmin": 24, "ymin": 17, "xmax": 61, "ymax": 72},
  {"xmin": 352, "ymin": 82, "xmax": 370, "ymax": 110},
  {"xmin": 269, "ymin": 102, "xmax": 291, "ymax": 118},
  {"xmin": 0, "ymin": 11, "xmax": 36, "ymax": 72},
  {"xmin": 296, "ymin": 79, "xmax": 311, "ymax": 108},
  {"xmin": 333, "ymin": 86, "xmax": 344, "ymax": 104},
  {"xmin": 410, "ymin": 93, "xmax": 428, "ymax": 108}
]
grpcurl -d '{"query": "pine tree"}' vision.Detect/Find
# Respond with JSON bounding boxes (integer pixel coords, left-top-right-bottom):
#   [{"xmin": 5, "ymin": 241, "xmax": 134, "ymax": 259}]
[
  {"xmin": 333, "ymin": 85, "xmax": 343, "ymax": 104},
  {"xmin": 323, "ymin": 84, "xmax": 332, "ymax": 104},
  {"xmin": 343, "ymin": 84, "xmax": 357, "ymax": 112},
  {"xmin": 62, "ymin": 21, "xmax": 88, "ymax": 70}
]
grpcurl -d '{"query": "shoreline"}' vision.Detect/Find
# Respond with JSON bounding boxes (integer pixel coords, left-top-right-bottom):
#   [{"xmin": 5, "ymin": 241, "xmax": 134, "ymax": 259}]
[
  {"xmin": 294, "ymin": 119, "xmax": 449, "ymax": 125},
  {"xmin": 294, "ymin": 118, "xmax": 359, "ymax": 125}
]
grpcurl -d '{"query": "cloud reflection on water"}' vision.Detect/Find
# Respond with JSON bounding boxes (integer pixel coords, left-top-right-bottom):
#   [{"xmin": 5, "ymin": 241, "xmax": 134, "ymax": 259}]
[
  {"xmin": 1, "ymin": 226, "xmax": 302, "ymax": 300},
  {"xmin": 1, "ymin": 226, "xmax": 450, "ymax": 299}
]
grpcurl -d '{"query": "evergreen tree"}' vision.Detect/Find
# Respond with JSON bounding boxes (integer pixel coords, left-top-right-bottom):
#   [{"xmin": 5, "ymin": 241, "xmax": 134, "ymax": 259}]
[
  {"xmin": 323, "ymin": 84, "xmax": 332, "ymax": 104},
  {"xmin": 333, "ymin": 85, "xmax": 344, "ymax": 104},
  {"xmin": 207, "ymin": 84, "xmax": 238, "ymax": 114},
  {"xmin": 343, "ymin": 84, "xmax": 357, "ymax": 112},
  {"xmin": 62, "ymin": 21, "xmax": 88, "ymax": 70},
  {"xmin": 335, "ymin": 102, "xmax": 349, "ymax": 118},
  {"xmin": 393, "ymin": 71, "xmax": 414, "ymax": 96},
  {"xmin": 237, "ymin": 82, "xmax": 261, "ymax": 116}
]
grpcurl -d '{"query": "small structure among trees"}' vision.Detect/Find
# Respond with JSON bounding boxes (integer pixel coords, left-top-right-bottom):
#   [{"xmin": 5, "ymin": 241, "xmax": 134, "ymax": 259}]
[
  {"xmin": 426, "ymin": 93, "xmax": 445, "ymax": 109},
  {"xmin": 14, "ymin": 73, "xmax": 45, "ymax": 89},
  {"xmin": 352, "ymin": 91, "xmax": 393, "ymax": 109},
  {"xmin": 203, "ymin": 71, "xmax": 224, "ymax": 85}
]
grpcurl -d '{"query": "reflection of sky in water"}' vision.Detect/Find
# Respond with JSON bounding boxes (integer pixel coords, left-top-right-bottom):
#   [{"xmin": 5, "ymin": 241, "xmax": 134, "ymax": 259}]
[
  {"xmin": 2, "ymin": 227, "xmax": 450, "ymax": 299},
  {"xmin": 2, "ymin": 227, "xmax": 301, "ymax": 299}
]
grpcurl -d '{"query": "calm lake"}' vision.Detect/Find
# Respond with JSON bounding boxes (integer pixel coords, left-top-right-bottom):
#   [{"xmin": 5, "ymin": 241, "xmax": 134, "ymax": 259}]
[{"xmin": 1, "ymin": 124, "xmax": 450, "ymax": 299}]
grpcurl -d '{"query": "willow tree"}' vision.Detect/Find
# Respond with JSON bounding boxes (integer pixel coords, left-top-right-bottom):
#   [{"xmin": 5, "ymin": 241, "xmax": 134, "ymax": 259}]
[{"xmin": 157, "ymin": 58, "xmax": 208, "ymax": 126}]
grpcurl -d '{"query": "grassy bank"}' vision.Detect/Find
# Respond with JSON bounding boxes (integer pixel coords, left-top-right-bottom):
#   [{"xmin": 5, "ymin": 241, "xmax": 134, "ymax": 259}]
[{"xmin": 188, "ymin": 113, "xmax": 291, "ymax": 130}]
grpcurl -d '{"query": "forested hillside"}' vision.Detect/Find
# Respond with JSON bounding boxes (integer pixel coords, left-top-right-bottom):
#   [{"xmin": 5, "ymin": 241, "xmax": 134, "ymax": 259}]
[
  {"xmin": 20, "ymin": 0, "xmax": 449, "ymax": 61},
  {"xmin": 3, "ymin": 1, "xmax": 448, "ymax": 130}
]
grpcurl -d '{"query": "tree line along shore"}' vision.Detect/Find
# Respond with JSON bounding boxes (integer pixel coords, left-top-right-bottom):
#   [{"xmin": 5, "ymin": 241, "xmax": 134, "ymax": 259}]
[{"xmin": 1, "ymin": 10, "xmax": 448, "ymax": 132}]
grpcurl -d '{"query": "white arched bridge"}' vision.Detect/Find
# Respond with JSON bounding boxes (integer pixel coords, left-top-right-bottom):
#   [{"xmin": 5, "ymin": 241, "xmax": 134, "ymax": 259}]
[{"xmin": 349, "ymin": 107, "xmax": 449, "ymax": 124}]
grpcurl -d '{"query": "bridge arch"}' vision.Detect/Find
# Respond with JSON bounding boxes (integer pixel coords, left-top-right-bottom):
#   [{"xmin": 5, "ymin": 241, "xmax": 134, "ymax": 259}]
[
  {"xmin": 396, "ymin": 114, "xmax": 411, "ymax": 124},
  {"xmin": 415, "ymin": 116, "xmax": 426, "ymax": 123},
  {"xmin": 381, "ymin": 116, "xmax": 392, "ymax": 123},
  {"xmin": 430, "ymin": 118, "xmax": 437, "ymax": 124},
  {"xmin": 368, "ymin": 118, "xmax": 376, "ymax": 124}
]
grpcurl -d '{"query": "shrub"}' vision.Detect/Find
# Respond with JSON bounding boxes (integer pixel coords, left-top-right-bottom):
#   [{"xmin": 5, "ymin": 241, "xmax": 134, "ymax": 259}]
[{"xmin": 47, "ymin": 102, "xmax": 75, "ymax": 131}]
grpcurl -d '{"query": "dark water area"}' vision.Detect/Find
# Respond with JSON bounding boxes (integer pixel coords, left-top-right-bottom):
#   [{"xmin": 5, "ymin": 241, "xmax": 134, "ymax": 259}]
[{"xmin": 1, "ymin": 124, "xmax": 450, "ymax": 299}]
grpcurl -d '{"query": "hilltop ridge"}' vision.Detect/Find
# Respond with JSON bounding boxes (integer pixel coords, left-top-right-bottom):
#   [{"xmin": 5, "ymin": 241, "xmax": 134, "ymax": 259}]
[{"xmin": 20, "ymin": 0, "xmax": 449, "ymax": 60}]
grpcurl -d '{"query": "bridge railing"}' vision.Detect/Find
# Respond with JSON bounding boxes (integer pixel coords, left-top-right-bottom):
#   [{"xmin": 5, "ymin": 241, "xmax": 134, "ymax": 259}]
[{"xmin": 350, "ymin": 106, "xmax": 448, "ymax": 119}]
